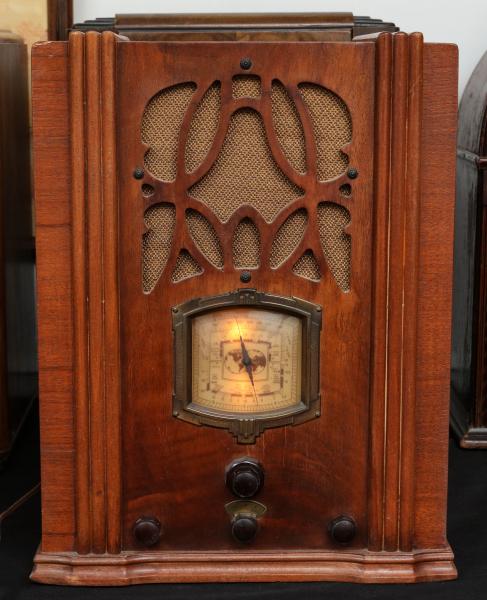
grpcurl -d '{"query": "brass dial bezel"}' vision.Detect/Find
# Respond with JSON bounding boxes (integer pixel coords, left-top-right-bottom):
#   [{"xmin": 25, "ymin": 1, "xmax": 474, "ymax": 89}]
[{"xmin": 172, "ymin": 289, "xmax": 322, "ymax": 443}]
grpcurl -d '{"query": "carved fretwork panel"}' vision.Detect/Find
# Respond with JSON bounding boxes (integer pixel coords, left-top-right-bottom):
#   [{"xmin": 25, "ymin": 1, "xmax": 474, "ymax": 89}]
[{"xmin": 140, "ymin": 68, "xmax": 355, "ymax": 291}]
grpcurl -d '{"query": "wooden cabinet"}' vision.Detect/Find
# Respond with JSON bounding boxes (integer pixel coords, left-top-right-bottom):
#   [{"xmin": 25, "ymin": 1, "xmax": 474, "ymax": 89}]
[
  {"xmin": 31, "ymin": 25, "xmax": 457, "ymax": 585},
  {"xmin": 72, "ymin": 12, "xmax": 398, "ymax": 40},
  {"xmin": 0, "ymin": 32, "xmax": 37, "ymax": 464},
  {"xmin": 452, "ymin": 51, "xmax": 487, "ymax": 448}
]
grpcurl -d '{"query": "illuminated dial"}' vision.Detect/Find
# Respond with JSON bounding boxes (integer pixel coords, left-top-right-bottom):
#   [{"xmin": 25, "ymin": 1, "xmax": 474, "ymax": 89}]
[{"xmin": 191, "ymin": 308, "xmax": 302, "ymax": 414}]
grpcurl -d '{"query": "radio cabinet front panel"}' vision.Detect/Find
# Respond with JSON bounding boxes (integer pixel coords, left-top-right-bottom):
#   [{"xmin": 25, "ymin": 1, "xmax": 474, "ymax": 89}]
[
  {"xmin": 119, "ymin": 41, "xmax": 373, "ymax": 552},
  {"xmin": 31, "ymin": 31, "xmax": 458, "ymax": 584}
]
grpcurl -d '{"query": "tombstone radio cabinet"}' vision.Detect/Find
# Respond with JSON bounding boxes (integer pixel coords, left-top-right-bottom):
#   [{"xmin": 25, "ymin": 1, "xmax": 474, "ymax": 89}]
[{"xmin": 31, "ymin": 24, "xmax": 458, "ymax": 585}]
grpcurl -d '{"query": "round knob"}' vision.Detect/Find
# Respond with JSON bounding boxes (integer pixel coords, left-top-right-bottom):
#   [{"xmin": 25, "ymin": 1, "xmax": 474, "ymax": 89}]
[
  {"xmin": 232, "ymin": 514, "xmax": 258, "ymax": 543},
  {"xmin": 133, "ymin": 517, "xmax": 161, "ymax": 547},
  {"xmin": 226, "ymin": 458, "xmax": 264, "ymax": 498},
  {"xmin": 329, "ymin": 516, "xmax": 357, "ymax": 544}
]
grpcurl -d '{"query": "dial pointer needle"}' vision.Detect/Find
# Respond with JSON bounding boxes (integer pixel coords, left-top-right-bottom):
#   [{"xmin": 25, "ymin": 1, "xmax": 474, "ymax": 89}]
[{"xmin": 234, "ymin": 318, "xmax": 259, "ymax": 403}]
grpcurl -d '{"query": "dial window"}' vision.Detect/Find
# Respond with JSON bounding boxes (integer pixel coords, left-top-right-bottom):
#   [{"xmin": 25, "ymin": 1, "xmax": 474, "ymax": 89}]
[{"xmin": 191, "ymin": 308, "xmax": 302, "ymax": 415}]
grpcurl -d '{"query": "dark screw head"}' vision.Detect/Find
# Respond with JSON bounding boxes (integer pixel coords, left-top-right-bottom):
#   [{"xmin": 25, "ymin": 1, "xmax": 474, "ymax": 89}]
[
  {"xmin": 133, "ymin": 516, "xmax": 161, "ymax": 547},
  {"xmin": 240, "ymin": 271, "xmax": 252, "ymax": 283},
  {"xmin": 329, "ymin": 515, "xmax": 357, "ymax": 544},
  {"xmin": 133, "ymin": 167, "xmax": 144, "ymax": 180},
  {"xmin": 240, "ymin": 57, "xmax": 252, "ymax": 70},
  {"xmin": 347, "ymin": 168, "xmax": 358, "ymax": 179}
]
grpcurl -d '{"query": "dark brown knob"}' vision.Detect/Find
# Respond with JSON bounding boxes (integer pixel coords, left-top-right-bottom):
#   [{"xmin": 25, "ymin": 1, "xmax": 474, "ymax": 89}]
[
  {"xmin": 133, "ymin": 517, "xmax": 161, "ymax": 547},
  {"xmin": 232, "ymin": 514, "xmax": 258, "ymax": 543},
  {"xmin": 329, "ymin": 516, "xmax": 356, "ymax": 544},
  {"xmin": 226, "ymin": 458, "xmax": 264, "ymax": 498}
]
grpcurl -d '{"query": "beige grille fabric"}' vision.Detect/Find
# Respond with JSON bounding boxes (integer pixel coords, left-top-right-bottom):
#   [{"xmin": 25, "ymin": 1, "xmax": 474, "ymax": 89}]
[
  {"xmin": 185, "ymin": 82, "xmax": 221, "ymax": 173},
  {"xmin": 270, "ymin": 209, "xmax": 308, "ymax": 268},
  {"xmin": 142, "ymin": 203, "xmax": 176, "ymax": 293},
  {"xmin": 317, "ymin": 202, "xmax": 351, "ymax": 292},
  {"xmin": 142, "ymin": 82, "xmax": 197, "ymax": 181},
  {"xmin": 232, "ymin": 75, "xmax": 261, "ymax": 98},
  {"xmin": 292, "ymin": 250, "xmax": 321, "ymax": 281},
  {"xmin": 189, "ymin": 108, "xmax": 304, "ymax": 222},
  {"xmin": 340, "ymin": 184, "xmax": 352, "ymax": 198},
  {"xmin": 233, "ymin": 218, "xmax": 260, "ymax": 268},
  {"xmin": 298, "ymin": 83, "xmax": 351, "ymax": 181},
  {"xmin": 186, "ymin": 209, "xmax": 224, "ymax": 268},
  {"xmin": 172, "ymin": 250, "xmax": 203, "ymax": 282},
  {"xmin": 271, "ymin": 81, "xmax": 306, "ymax": 174}
]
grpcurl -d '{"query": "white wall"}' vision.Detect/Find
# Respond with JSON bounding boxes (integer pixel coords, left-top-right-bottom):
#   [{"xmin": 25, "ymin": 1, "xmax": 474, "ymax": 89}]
[{"xmin": 74, "ymin": 0, "xmax": 487, "ymax": 98}]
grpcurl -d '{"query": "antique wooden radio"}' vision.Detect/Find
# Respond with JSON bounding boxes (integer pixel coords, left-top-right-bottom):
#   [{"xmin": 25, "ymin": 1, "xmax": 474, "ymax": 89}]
[
  {"xmin": 452, "ymin": 50, "xmax": 487, "ymax": 448},
  {"xmin": 31, "ymin": 24, "xmax": 458, "ymax": 585},
  {"xmin": 0, "ymin": 31, "xmax": 37, "ymax": 464}
]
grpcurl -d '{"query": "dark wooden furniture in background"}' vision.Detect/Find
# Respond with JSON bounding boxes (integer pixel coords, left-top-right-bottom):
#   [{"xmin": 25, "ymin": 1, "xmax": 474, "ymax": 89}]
[
  {"xmin": 72, "ymin": 12, "xmax": 398, "ymax": 40},
  {"xmin": 31, "ymin": 24, "xmax": 457, "ymax": 585},
  {"xmin": 48, "ymin": 0, "xmax": 73, "ymax": 41},
  {"xmin": 0, "ymin": 32, "xmax": 37, "ymax": 465},
  {"xmin": 452, "ymin": 51, "xmax": 487, "ymax": 448}
]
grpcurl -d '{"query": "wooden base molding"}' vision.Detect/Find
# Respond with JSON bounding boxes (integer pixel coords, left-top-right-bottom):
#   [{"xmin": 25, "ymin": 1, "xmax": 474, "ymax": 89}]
[{"xmin": 31, "ymin": 547, "xmax": 457, "ymax": 586}]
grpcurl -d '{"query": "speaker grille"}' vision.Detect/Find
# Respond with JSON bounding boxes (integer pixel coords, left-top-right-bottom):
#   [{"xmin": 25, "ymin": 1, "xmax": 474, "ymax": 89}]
[
  {"xmin": 292, "ymin": 250, "xmax": 321, "ymax": 281},
  {"xmin": 232, "ymin": 75, "xmax": 261, "ymax": 98},
  {"xmin": 233, "ymin": 218, "xmax": 260, "ymax": 268},
  {"xmin": 143, "ymin": 203, "xmax": 176, "ymax": 293},
  {"xmin": 271, "ymin": 80, "xmax": 306, "ymax": 174},
  {"xmin": 299, "ymin": 83, "xmax": 352, "ymax": 181},
  {"xmin": 185, "ymin": 81, "xmax": 221, "ymax": 173},
  {"xmin": 270, "ymin": 209, "xmax": 308, "ymax": 268},
  {"xmin": 140, "ymin": 78, "xmax": 353, "ymax": 292},
  {"xmin": 189, "ymin": 108, "xmax": 304, "ymax": 222},
  {"xmin": 172, "ymin": 250, "xmax": 203, "ymax": 283},
  {"xmin": 186, "ymin": 209, "xmax": 224, "ymax": 268},
  {"xmin": 318, "ymin": 202, "xmax": 351, "ymax": 291},
  {"xmin": 142, "ymin": 82, "xmax": 196, "ymax": 181}
]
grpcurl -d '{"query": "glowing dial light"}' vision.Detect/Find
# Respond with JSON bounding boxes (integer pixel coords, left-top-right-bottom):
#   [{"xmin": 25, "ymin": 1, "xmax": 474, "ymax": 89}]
[{"xmin": 191, "ymin": 308, "xmax": 302, "ymax": 414}]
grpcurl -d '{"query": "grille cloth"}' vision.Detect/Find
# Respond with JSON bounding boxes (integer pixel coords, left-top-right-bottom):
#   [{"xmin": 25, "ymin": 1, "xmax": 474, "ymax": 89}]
[
  {"xmin": 186, "ymin": 209, "xmax": 224, "ymax": 268},
  {"xmin": 292, "ymin": 250, "xmax": 321, "ymax": 281},
  {"xmin": 233, "ymin": 218, "xmax": 260, "ymax": 268},
  {"xmin": 270, "ymin": 209, "xmax": 308, "ymax": 268},
  {"xmin": 185, "ymin": 82, "xmax": 221, "ymax": 173},
  {"xmin": 142, "ymin": 203, "xmax": 176, "ymax": 293},
  {"xmin": 340, "ymin": 184, "xmax": 352, "ymax": 198},
  {"xmin": 142, "ymin": 82, "xmax": 196, "ymax": 181},
  {"xmin": 189, "ymin": 108, "xmax": 304, "ymax": 222},
  {"xmin": 271, "ymin": 81, "xmax": 306, "ymax": 174},
  {"xmin": 232, "ymin": 75, "xmax": 261, "ymax": 98},
  {"xmin": 172, "ymin": 249, "xmax": 203, "ymax": 282},
  {"xmin": 299, "ymin": 83, "xmax": 351, "ymax": 181},
  {"xmin": 317, "ymin": 202, "xmax": 351, "ymax": 291}
]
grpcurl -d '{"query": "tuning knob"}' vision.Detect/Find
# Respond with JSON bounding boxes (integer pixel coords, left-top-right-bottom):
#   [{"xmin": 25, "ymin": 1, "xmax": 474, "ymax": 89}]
[
  {"xmin": 133, "ymin": 516, "xmax": 162, "ymax": 547},
  {"xmin": 328, "ymin": 515, "xmax": 357, "ymax": 544},
  {"xmin": 226, "ymin": 457, "xmax": 264, "ymax": 498},
  {"xmin": 232, "ymin": 514, "xmax": 258, "ymax": 543}
]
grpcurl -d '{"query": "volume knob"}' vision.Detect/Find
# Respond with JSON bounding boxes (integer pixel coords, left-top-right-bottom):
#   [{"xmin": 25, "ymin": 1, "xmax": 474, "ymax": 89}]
[
  {"xmin": 226, "ymin": 458, "xmax": 264, "ymax": 498},
  {"xmin": 329, "ymin": 515, "xmax": 357, "ymax": 544},
  {"xmin": 232, "ymin": 514, "xmax": 258, "ymax": 543},
  {"xmin": 133, "ymin": 517, "xmax": 162, "ymax": 547}
]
